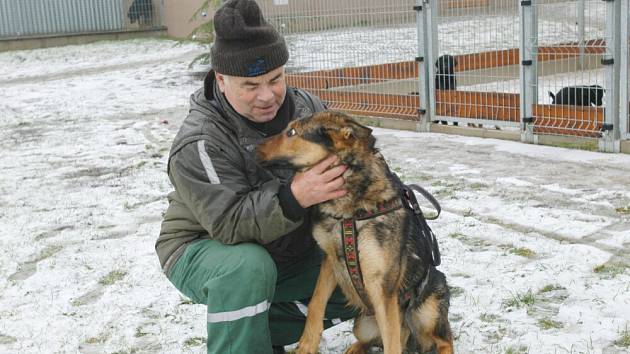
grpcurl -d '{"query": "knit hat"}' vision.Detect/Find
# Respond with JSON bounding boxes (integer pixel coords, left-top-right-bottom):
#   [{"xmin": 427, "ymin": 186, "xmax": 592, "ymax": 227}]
[{"xmin": 210, "ymin": 0, "xmax": 288, "ymax": 77}]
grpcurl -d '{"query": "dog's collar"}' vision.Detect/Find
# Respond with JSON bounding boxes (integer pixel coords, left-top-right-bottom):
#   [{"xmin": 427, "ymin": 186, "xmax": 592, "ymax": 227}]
[{"xmin": 352, "ymin": 197, "xmax": 403, "ymax": 221}]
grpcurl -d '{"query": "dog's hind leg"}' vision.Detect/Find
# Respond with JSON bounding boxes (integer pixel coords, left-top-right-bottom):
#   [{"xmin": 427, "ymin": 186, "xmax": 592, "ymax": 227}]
[
  {"xmin": 297, "ymin": 257, "xmax": 338, "ymax": 354},
  {"xmin": 345, "ymin": 315, "xmax": 379, "ymax": 354},
  {"xmin": 411, "ymin": 294, "xmax": 454, "ymax": 354}
]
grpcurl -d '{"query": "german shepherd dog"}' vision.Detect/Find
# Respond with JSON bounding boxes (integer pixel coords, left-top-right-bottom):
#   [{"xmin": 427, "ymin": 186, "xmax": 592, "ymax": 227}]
[{"xmin": 257, "ymin": 111, "xmax": 453, "ymax": 354}]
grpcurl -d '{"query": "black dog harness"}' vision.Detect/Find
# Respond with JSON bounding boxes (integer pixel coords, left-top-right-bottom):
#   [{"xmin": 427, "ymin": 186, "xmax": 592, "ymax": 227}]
[{"xmin": 340, "ymin": 184, "xmax": 441, "ymax": 314}]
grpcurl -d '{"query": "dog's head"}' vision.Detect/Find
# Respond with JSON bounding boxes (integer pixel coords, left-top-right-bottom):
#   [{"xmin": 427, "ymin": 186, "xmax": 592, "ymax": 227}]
[
  {"xmin": 590, "ymin": 85, "xmax": 604, "ymax": 106},
  {"xmin": 436, "ymin": 55, "xmax": 458, "ymax": 73},
  {"xmin": 257, "ymin": 111, "xmax": 375, "ymax": 170}
]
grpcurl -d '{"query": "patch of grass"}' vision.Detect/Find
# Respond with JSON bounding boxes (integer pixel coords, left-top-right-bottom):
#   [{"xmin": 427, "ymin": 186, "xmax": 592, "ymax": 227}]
[
  {"xmin": 448, "ymin": 285, "xmax": 465, "ymax": 298},
  {"xmin": 468, "ymin": 182, "xmax": 488, "ymax": 190},
  {"xmin": 449, "ymin": 232, "xmax": 466, "ymax": 239},
  {"xmin": 538, "ymin": 284, "xmax": 565, "ymax": 293},
  {"xmin": 112, "ymin": 349, "xmax": 139, "ymax": 354},
  {"xmin": 553, "ymin": 140, "xmax": 598, "ymax": 151},
  {"xmin": 183, "ymin": 336, "xmax": 206, "ymax": 347},
  {"xmin": 538, "ymin": 318, "xmax": 564, "ymax": 330},
  {"xmin": 411, "ymin": 174, "xmax": 432, "ymax": 181},
  {"xmin": 593, "ymin": 263, "xmax": 626, "ymax": 278},
  {"xmin": 615, "ymin": 206, "xmax": 630, "ymax": 214},
  {"xmin": 450, "ymin": 232, "xmax": 492, "ymax": 249},
  {"xmin": 0, "ymin": 334, "xmax": 17, "ymax": 345},
  {"xmin": 134, "ymin": 327, "xmax": 148, "ymax": 338},
  {"xmin": 98, "ymin": 270, "xmax": 127, "ymax": 286},
  {"xmin": 431, "ymin": 180, "xmax": 445, "ymax": 187},
  {"xmin": 84, "ymin": 336, "xmax": 105, "ymax": 344},
  {"xmin": 509, "ymin": 247, "xmax": 536, "ymax": 258},
  {"xmin": 615, "ymin": 326, "xmax": 630, "ymax": 347},
  {"xmin": 435, "ymin": 188, "xmax": 457, "ymax": 199},
  {"xmin": 504, "ymin": 345, "xmax": 528, "ymax": 354},
  {"xmin": 451, "ymin": 272, "xmax": 471, "ymax": 278},
  {"xmin": 179, "ymin": 297, "xmax": 194, "ymax": 305},
  {"xmin": 503, "ymin": 289, "xmax": 536, "ymax": 309},
  {"xmin": 479, "ymin": 313, "xmax": 499, "ymax": 322}
]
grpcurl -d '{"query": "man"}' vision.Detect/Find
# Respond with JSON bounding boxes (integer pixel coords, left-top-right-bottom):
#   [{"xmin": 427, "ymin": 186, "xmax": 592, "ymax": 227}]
[{"xmin": 156, "ymin": 0, "xmax": 356, "ymax": 353}]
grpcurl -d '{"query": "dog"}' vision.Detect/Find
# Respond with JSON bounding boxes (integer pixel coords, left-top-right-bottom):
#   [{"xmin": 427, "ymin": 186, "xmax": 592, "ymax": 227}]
[
  {"xmin": 549, "ymin": 85, "xmax": 604, "ymax": 106},
  {"xmin": 435, "ymin": 54, "xmax": 458, "ymax": 91},
  {"xmin": 435, "ymin": 55, "xmax": 458, "ymax": 126},
  {"xmin": 128, "ymin": 0, "xmax": 153, "ymax": 26},
  {"xmin": 257, "ymin": 111, "xmax": 453, "ymax": 354}
]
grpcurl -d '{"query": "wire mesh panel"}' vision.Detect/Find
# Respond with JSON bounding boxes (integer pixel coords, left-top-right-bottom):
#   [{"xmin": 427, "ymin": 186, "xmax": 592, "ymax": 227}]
[
  {"xmin": 0, "ymin": 0, "xmax": 164, "ymax": 39},
  {"xmin": 532, "ymin": 0, "xmax": 606, "ymax": 138},
  {"xmin": 259, "ymin": 0, "xmax": 421, "ymax": 120},
  {"xmin": 123, "ymin": 0, "xmax": 163, "ymax": 30},
  {"xmin": 433, "ymin": 0, "xmax": 521, "ymax": 128}
]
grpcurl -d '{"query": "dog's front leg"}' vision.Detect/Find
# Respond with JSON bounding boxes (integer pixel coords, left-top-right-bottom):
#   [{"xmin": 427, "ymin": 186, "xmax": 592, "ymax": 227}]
[
  {"xmin": 297, "ymin": 256, "xmax": 337, "ymax": 354},
  {"xmin": 368, "ymin": 288, "xmax": 402, "ymax": 354}
]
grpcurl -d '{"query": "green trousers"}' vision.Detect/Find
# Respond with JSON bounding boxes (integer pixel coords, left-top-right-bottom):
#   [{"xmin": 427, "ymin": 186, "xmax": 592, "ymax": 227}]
[{"xmin": 167, "ymin": 239, "xmax": 357, "ymax": 354}]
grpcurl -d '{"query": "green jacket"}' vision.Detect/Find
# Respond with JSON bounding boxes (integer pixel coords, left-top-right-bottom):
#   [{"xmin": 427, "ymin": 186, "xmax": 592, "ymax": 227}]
[{"xmin": 157, "ymin": 71, "xmax": 326, "ymax": 275}]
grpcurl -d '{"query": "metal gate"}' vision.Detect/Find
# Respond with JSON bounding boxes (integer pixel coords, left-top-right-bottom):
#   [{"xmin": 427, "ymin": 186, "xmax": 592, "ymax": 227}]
[{"xmin": 426, "ymin": 0, "xmax": 521, "ymax": 129}]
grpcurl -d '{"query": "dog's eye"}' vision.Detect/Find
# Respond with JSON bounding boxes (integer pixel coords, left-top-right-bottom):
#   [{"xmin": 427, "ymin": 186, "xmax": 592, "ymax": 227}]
[{"xmin": 286, "ymin": 128, "xmax": 297, "ymax": 137}]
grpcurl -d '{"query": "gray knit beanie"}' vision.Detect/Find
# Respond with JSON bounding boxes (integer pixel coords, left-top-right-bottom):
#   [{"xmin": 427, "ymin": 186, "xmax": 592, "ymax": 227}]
[{"xmin": 210, "ymin": 0, "xmax": 288, "ymax": 77}]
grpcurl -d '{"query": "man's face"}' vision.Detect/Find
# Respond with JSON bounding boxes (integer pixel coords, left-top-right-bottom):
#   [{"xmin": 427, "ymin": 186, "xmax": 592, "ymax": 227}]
[{"xmin": 216, "ymin": 66, "xmax": 287, "ymax": 123}]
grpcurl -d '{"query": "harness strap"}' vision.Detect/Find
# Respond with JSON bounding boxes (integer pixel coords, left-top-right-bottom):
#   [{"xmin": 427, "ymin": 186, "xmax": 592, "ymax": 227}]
[
  {"xmin": 403, "ymin": 184, "xmax": 442, "ymax": 266},
  {"xmin": 341, "ymin": 219, "xmax": 373, "ymax": 314},
  {"xmin": 340, "ymin": 185, "xmax": 442, "ymax": 314},
  {"xmin": 405, "ymin": 184, "xmax": 441, "ymax": 220}
]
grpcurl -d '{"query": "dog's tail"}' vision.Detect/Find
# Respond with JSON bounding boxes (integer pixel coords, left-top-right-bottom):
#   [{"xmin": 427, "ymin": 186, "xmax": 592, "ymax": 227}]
[{"xmin": 548, "ymin": 91, "xmax": 555, "ymax": 103}]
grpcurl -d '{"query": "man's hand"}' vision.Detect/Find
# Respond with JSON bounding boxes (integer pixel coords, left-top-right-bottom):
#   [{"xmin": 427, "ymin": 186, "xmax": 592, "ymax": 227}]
[{"xmin": 291, "ymin": 155, "xmax": 347, "ymax": 208}]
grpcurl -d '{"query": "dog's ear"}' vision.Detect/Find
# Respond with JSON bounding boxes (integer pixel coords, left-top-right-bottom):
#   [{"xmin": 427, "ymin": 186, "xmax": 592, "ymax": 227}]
[
  {"xmin": 346, "ymin": 121, "xmax": 372, "ymax": 139},
  {"xmin": 343, "ymin": 122, "xmax": 376, "ymax": 149}
]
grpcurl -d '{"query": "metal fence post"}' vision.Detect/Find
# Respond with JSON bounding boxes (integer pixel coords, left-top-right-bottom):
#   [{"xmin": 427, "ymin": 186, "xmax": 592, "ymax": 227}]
[
  {"xmin": 415, "ymin": 0, "xmax": 431, "ymax": 132},
  {"xmin": 577, "ymin": 0, "xmax": 586, "ymax": 70},
  {"xmin": 424, "ymin": 0, "xmax": 438, "ymax": 130},
  {"xmin": 519, "ymin": 0, "xmax": 537, "ymax": 144},
  {"xmin": 620, "ymin": 0, "xmax": 629, "ymax": 140},
  {"xmin": 600, "ymin": 0, "xmax": 621, "ymax": 152}
]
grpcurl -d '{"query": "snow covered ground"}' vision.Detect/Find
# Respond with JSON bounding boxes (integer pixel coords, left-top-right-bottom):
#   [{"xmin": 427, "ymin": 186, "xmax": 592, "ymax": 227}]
[{"xmin": 1, "ymin": 36, "xmax": 629, "ymax": 354}]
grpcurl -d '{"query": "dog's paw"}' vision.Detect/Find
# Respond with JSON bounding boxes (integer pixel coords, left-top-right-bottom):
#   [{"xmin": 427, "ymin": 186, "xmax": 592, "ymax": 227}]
[
  {"xmin": 295, "ymin": 345, "xmax": 317, "ymax": 354},
  {"xmin": 344, "ymin": 342, "xmax": 368, "ymax": 354},
  {"xmin": 295, "ymin": 336, "xmax": 320, "ymax": 354}
]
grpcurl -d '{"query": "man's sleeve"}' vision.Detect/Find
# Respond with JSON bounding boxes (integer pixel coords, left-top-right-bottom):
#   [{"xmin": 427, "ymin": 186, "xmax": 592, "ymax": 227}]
[{"xmin": 168, "ymin": 139, "xmax": 304, "ymax": 245}]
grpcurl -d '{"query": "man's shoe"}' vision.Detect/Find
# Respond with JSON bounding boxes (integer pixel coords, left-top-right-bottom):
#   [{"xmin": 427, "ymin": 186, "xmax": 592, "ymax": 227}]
[{"xmin": 272, "ymin": 345, "xmax": 286, "ymax": 354}]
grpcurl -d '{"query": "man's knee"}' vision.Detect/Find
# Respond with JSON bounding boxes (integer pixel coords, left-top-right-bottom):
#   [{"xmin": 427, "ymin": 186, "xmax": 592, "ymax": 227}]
[
  {"xmin": 228, "ymin": 243, "xmax": 277, "ymax": 286},
  {"xmin": 170, "ymin": 241, "xmax": 278, "ymax": 303}
]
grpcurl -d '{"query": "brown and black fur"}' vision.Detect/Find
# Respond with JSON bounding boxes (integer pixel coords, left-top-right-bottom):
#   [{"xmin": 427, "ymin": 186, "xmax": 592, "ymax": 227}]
[{"xmin": 257, "ymin": 111, "xmax": 453, "ymax": 354}]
